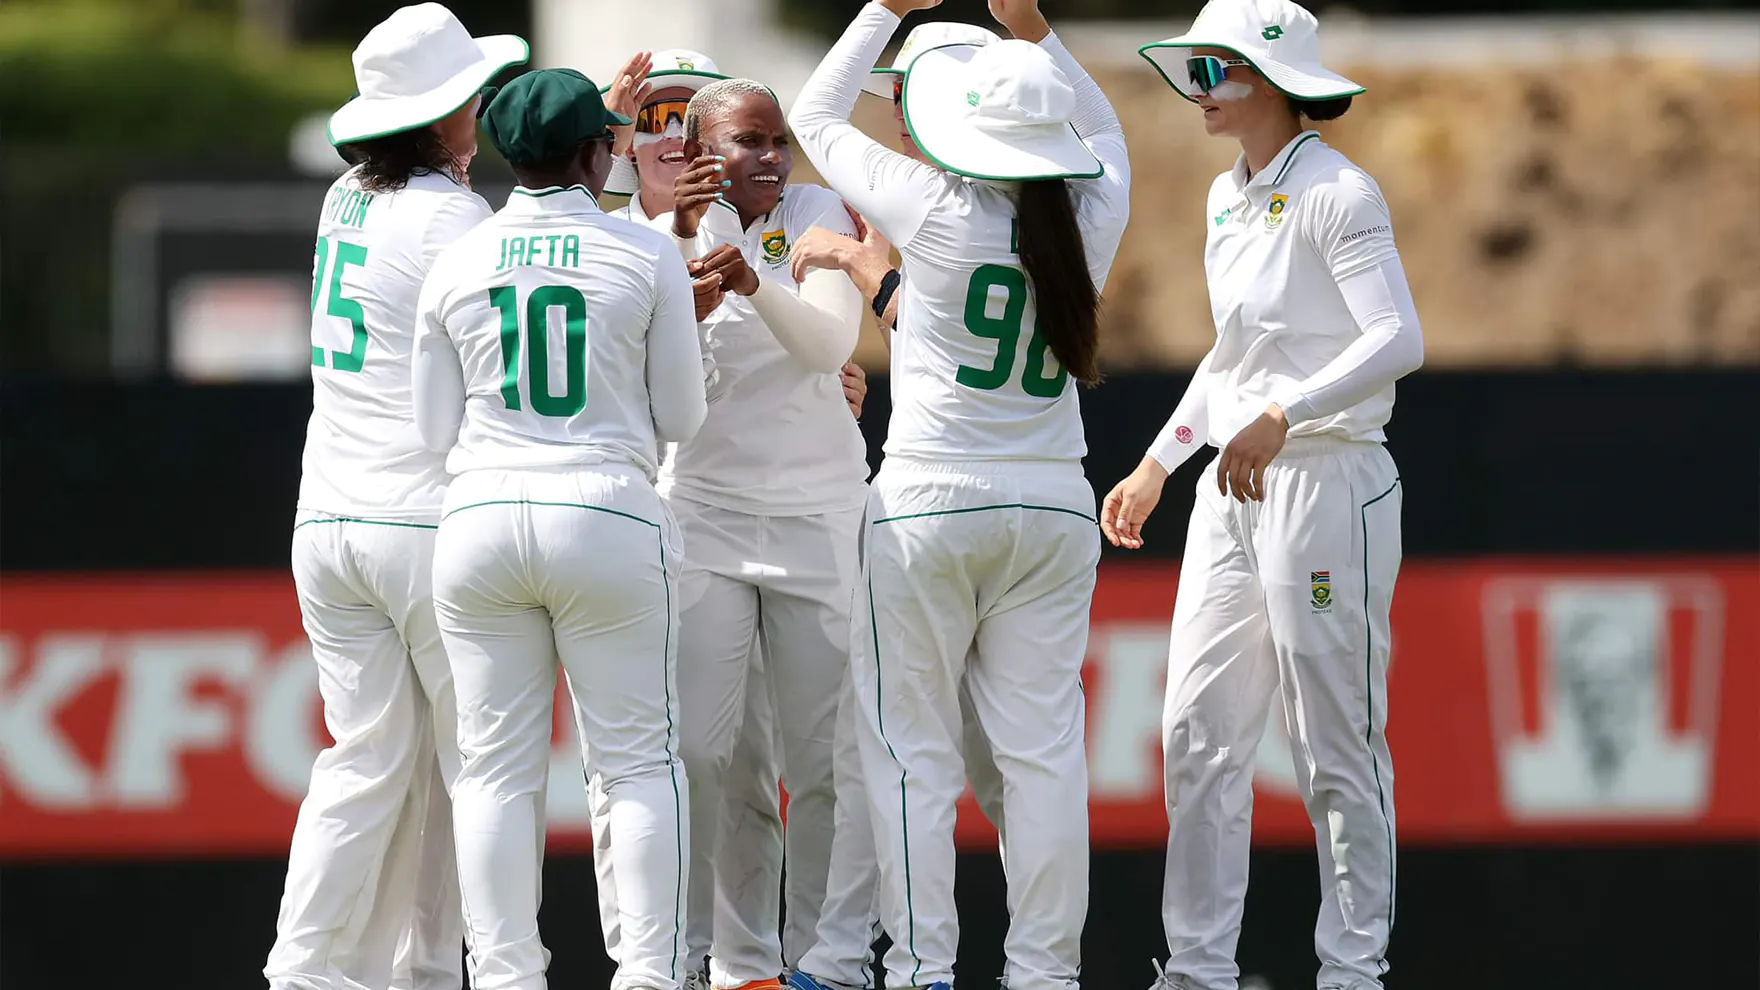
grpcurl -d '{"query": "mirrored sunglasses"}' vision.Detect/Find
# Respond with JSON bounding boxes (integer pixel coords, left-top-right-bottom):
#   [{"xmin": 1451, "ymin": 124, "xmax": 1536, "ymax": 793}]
[
  {"xmin": 1185, "ymin": 55, "xmax": 1253, "ymax": 95},
  {"xmin": 892, "ymin": 76, "xmax": 903, "ymax": 105},
  {"xmin": 635, "ymin": 99, "xmax": 691, "ymax": 135}
]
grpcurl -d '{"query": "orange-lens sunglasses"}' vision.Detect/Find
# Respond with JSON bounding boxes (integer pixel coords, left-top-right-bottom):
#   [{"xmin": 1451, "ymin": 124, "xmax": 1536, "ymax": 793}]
[{"xmin": 635, "ymin": 99, "xmax": 691, "ymax": 134}]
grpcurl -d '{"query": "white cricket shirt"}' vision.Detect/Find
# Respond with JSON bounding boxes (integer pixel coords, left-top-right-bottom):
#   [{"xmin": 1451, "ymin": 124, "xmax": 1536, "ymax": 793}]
[
  {"xmin": 1198, "ymin": 131, "xmax": 1403, "ymax": 446},
  {"xmin": 412, "ymin": 185, "xmax": 706, "ymax": 479},
  {"xmin": 637, "ymin": 184, "xmax": 870, "ymax": 516},
  {"xmin": 297, "ymin": 167, "xmax": 491, "ymax": 523},
  {"xmin": 789, "ymin": 7, "xmax": 1132, "ymax": 465}
]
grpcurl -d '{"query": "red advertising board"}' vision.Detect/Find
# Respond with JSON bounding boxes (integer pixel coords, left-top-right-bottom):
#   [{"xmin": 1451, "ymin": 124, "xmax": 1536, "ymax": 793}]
[{"xmin": 1, "ymin": 561, "xmax": 1755, "ymax": 859}]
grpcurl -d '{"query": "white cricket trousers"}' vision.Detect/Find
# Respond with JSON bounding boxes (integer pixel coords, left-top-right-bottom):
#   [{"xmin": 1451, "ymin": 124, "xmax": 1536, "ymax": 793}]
[
  {"xmin": 268, "ymin": 515, "xmax": 465, "ymax": 990},
  {"xmin": 852, "ymin": 458, "xmax": 1099, "ymax": 990},
  {"xmin": 433, "ymin": 464, "xmax": 689, "ymax": 990},
  {"xmin": 797, "ymin": 668, "xmax": 1008, "ymax": 990},
  {"xmin": 1160, "ymin": 438, "xmax": 1402, "ymax": 990},
  {"xmin": 660, "ymin": 494, "xmax": 862, "ymax": 987}
]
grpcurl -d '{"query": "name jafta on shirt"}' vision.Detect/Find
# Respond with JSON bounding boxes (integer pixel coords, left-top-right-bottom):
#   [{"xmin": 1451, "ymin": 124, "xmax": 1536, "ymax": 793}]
[{"xmin": 498, "ymin": 234, "xmax": 585, "ymax": 271}]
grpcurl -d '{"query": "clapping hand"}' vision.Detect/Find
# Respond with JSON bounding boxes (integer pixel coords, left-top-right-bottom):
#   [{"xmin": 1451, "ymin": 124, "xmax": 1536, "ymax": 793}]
[
  {"xmin": 604, "ymin": 51, "xmax": 653, "ymax": 159},
  {"xmin": 699, "ymin": 243, "xmax": 759, "ymax": 297}
]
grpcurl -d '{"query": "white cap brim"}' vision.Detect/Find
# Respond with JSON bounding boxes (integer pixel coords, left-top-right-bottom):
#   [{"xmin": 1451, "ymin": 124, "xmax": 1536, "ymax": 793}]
[
  {"xmin": 601, "ymin": 68, "xmax": 730, "ymax": 198},
  {"xmin": 328, "ymin": 34, "xmax": 528, "ymax": 145},
  {"xmin": 902, "ymin": 44, "xmax": 1101, "ymax": 182},
  {"xmin": 862, "ymin": 67, "xmax": 901, "ymax": 100},
  {"xmin": 1139, "ymin": 37, "xmax": 1362, "ymax": 102}
]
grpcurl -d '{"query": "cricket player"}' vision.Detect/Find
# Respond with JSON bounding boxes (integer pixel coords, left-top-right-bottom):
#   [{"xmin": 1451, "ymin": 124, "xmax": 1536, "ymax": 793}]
[
  {"xmin": 267, "ymin": 6, "xmax": 525, "ymax": 990},
  {"xmin": 791, "ymin": 1, "xmax": 1131, "ymax": 987},
  {"xmin": 782, "ymin": 20, "xmax": 1014, "ymax": 990},
  {"xmin": 626, "ymin": 76, "xmax": 869, "ymax": 989},
  {"xmin": 412, "ymin": 68, "xmax": 707, "ymax": 990},
  {"xmin": 1105, "ymin": 2, "xmax": 1425, "ymax": 988},
  {"xmin": 580, "ymin": 50, "xmax": 867, "ymax": 990},
  {"xmin": 603, "ymin": 51, "xmax": 871, "ymax": 414}
]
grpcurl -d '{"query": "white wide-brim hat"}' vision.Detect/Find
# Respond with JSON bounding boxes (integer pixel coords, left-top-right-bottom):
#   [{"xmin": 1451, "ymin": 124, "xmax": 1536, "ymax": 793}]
[
  {"xmin": 902, "ymin": 40, "xmax": 1102, "ymax": 182},
  {"xmin": 1139, "ymin": 0, "xmax": 1362, "ymax": 103},
  {"xmin": 603, "ymin": 49, "xmax": 730, "ymax": 197},
  {"xmin": 863, "ymin": 21, "xmax": 1002, "ymax": 99},
  {"xmin": 328, "ymin": 2, "xmax": 527, "ymax": 146}
]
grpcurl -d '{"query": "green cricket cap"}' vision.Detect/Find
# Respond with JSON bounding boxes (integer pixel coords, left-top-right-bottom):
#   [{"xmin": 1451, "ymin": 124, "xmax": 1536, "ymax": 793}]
[{"xmin": 482, "ymin": 68, "xmax": 632, "ymax": 166}]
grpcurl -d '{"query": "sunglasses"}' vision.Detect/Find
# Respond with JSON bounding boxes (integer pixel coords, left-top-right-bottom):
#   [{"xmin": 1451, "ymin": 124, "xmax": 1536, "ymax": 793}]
[
  {"xmin": 892, "ymin": 76, "xmax": 903, "ymax": 106},
  {"xmin": 1185, "ymin": 55, "xmax": 1254, "ymax": 95},
  {"xmin": 635, "ymin": 98, "xmax": 691, "ymax": 135}
]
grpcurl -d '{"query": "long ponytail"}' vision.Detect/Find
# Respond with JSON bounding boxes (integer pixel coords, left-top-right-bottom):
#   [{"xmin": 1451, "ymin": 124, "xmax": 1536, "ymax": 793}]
[{"xmin": 1016, "ymin": 178, "xmax": 1101, "ymax": 387}]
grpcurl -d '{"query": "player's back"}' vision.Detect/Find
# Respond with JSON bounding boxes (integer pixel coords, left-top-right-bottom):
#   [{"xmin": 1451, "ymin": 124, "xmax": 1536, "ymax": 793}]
[
  {"xmin": 886, "ymin": 175, "xmax": 1126, "ymax": 465},
  {"xmin": 423, "ymin": 185, "xmax": 684, "ymax": 477},
  {"xmin": 300, "ymin": 167, "xmax": 490, "ymax": 521}
]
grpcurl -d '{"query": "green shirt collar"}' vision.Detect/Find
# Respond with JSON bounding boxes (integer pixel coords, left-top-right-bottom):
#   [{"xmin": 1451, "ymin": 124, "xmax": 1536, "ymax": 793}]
[{"xmin": 505, "ymin": 184, "xmax": 603, "ymax": 215}]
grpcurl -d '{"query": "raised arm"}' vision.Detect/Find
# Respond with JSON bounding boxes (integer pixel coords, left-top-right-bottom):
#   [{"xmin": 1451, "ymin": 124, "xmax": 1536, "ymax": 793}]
[
  {"xmin": 647, "ymin": 250, "xmax": 709, "ymax": 442},
  {"xmin": 411, "ymin": 270, "xmax": 465, "ymax": 454},
  {"xmin": 1038, "ymin": 31, "xmax": 1129, "ymax": 188},
  {"xmin": 787, "ymin": 2, "xmax": 943, "ymax": 250}
]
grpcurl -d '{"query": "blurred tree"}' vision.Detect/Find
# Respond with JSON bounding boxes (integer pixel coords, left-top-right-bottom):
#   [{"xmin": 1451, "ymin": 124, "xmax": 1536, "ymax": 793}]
[{"xmin": 0, "ymin": 1, "xmax": 354, "ymax": 156}]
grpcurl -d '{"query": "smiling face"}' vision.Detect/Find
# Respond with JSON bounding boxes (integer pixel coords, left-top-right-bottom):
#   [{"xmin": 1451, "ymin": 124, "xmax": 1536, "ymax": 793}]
[
  {"xmin": 1190, "ymin": 46, "xmax": 1283, "ymax": 138},
  {"xmin": 686, "ymin": 90, "xmax": 791, "ymax": 221},
  {"xmin": 631, "ymin": 85, "xmax": 696, "ymax": 208}
]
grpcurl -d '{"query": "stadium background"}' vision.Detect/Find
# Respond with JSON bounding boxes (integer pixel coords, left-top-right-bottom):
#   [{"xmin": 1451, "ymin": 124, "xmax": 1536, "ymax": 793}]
[{"xmin": 1, "ymin": 0, "xmax": 1756, "ymax": 987}]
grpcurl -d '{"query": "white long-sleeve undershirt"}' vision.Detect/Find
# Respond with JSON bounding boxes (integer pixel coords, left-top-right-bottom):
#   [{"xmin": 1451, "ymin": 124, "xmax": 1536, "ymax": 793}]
[
  {"xmin": 1145, "ymin": 254, "xmax": 1423, "ymax": 471},
  {"xmin": 1275, "ymin": 255, "xmax": 1425, "ymax": 424}
]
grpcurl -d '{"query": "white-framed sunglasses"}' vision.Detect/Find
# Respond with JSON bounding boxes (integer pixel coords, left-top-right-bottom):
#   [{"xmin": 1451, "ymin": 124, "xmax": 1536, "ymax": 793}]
[{"xmin": 1185, "ymin": 55, "xmax": 1254, "ymax": 95}]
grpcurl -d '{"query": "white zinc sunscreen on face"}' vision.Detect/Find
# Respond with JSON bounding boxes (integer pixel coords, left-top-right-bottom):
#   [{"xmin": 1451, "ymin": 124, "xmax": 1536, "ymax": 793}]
[{"xmin": 1207, "ymin": 80, "xmax": 1255, "ymax": 102}]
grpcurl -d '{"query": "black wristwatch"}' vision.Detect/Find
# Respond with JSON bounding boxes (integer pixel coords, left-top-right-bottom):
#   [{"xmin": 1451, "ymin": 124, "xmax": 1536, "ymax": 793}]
[{"xmin": 871, "ymin": 269, "xmax": 901, "ymax": 321}]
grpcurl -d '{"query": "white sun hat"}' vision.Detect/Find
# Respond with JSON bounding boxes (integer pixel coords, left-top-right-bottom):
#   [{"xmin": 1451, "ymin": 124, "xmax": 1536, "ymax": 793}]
[
  {"xmin": 862, "ymin": 21, "xmax": 1002, "ymax": 99},
  {"xmin": 328, "ymin": 3, "xmax": 528, "ymax": 146},
  {"xmin": 603, "ymin": 49, "xmax": 730, "ymax": 197},
  {"xmin": 901, "ymin": 40, "xmax": 1102, "ymax": 182},
  {"xmin": 1139, "ymin": 0, "xmax": 1362, "ymax": 104}
]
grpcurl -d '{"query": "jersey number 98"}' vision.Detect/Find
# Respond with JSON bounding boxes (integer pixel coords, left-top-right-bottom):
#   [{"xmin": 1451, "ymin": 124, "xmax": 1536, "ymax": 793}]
[
  {"xmin": 955, "ymin": 264, "xmax": 1067, "ymax": 398},
  {"xmin": 487, "ymin": 285, "xmax": 588, "ymax": 418},
  {"xmin": 311, "ymin": 236, "xmax": 369, "ymax": 372}
]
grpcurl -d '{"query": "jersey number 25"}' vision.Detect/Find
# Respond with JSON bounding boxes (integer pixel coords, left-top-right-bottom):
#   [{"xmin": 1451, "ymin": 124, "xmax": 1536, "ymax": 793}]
[
  {"xmin": 486, "ymin": 284, "xmax": 588, "ymax": 418},
  {"xmin": 311, "ymin": 236, "xmax": 369, "ymax": 372}
]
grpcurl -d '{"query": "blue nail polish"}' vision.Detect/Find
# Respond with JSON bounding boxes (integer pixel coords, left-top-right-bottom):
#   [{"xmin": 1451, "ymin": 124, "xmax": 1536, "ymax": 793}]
[
  {"xmin": 714, "ymin": 192, "xmax": 724, "ymax": 199},
  {"xmin": 715, "ymin": 155, "xmax": 727, "ymax": 161},
  {"xmin": 714, "ymin": 164, "xmax": 724, "ymax": 172},
  {"xmin": 720, "ymin": 180, "xmax": 731, "ymax": 187}
]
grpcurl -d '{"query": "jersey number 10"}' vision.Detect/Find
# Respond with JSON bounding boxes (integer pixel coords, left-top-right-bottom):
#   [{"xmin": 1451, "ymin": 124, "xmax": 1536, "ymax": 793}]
[
  {"xmin": 311, "ymin": 236, "xmax": 369, "ymax": 372},
  {"xmin": 487, "ymin": 285, "xmax": 588, "ymax": 418},
  {"xmin": 956, "ymin": 264, "xmax": 1068, "ymax": 398}
]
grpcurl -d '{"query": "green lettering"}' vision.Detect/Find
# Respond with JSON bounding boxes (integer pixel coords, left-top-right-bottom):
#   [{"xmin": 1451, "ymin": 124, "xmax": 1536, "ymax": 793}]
[
  {"xmin": 956, "ymin": 265, "xmax": 1026, "ymax": 391},
  {"xmin": 497, "ymin": 238, "xmax": 508, "ymax": 271},
  {"xmin": 561, "ymin": 235, "xmax": 580, "ymax": 268},
  {"xmin": 310, "ymin": 236, "xmax": 370, "ymax": 372},
  {"xmin": 546, "ymin": 234, "xmax": 561, "ymax": 266},
  {"xmin": 954, "ymin": 264, "xmax": 1066, "ymax": 398},
  {"xmin": 326, "ymin": 241, "xmax": 370, "ymax": 371},
  {"xmin": 488, "ymin": 286, "xmax": 522, "ymax": 410},
  {"xmin": 489, "ymin": 284, "xmax": 589, "ymax": 417}
]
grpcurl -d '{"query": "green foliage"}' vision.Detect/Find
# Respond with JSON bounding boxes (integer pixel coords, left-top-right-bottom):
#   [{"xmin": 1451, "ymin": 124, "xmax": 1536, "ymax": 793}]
[{"xmin": 0, "ymin": 1, "xmax": 355, "ymax": 156}]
